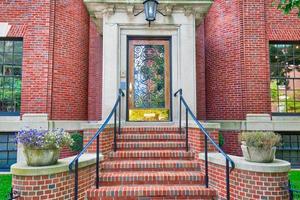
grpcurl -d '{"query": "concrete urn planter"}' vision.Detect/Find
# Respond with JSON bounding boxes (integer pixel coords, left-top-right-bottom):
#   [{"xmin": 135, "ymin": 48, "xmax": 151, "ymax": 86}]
[
  {"xmin": 24, "ymin": 148, "xmax": 60, "ymax": 166},
  {"xmin": 241, "ymin": 144, "xmax": 276, "ymax": 163}
]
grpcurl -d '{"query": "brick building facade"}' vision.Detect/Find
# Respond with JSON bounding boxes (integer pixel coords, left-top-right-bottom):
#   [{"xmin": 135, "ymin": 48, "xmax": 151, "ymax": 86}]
[{"xmin": 0, "ymin": 0, "xmax": 300, "ymax": 171}]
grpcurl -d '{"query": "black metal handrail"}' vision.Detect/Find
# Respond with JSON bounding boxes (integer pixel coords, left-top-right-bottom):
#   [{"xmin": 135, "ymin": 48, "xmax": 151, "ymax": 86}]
[
  {"xmin": 69, "ymin": 89, "xmax": 125, "ymax": 200},
  {"xmin": 174, "ymin": 89, "xmax": 235, "ymax": 200}
]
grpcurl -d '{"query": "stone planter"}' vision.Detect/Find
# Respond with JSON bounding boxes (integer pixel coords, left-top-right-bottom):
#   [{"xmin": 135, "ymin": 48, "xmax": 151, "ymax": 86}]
[
  {"xmin": 24, "ymin": 148, "xmax": 60, "ymax": 166},
  {"xmin": 241, "ymin": 144, "xmax": 276, "ymax": 163}
]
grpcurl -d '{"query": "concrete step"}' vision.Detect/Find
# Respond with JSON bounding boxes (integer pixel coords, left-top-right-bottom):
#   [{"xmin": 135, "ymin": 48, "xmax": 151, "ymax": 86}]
[
  {"xmin": 86, "ymin": 185, "xmax": 216, "ymax": 200},
  {"xmin": 108, "ymin": 150, "xmax": 194, "ymax": 160},
  {"xmin": 117, "ymin": 141, "xmax": 186, "ymax": 150},
  {"xmin": 117, "ymin": 133, "xmax": 185, "ymax": 141},
  {"xmin": 99, "ymin": 171, "xmax": 205, "ymax": 186},
  {"xmin": 101, "ymin": 160, "xmax": 201, "ymax": 172}
]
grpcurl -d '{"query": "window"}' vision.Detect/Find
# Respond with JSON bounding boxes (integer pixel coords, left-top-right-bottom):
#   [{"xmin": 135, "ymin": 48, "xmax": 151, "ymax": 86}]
[
  {"xmin": 0, "ymin": 39, "xmax": 23, "ymax": 115},
  {"xmin": 270, "ymin": 43, "xmax": 300, "ymax": 114},
  {"xmin": 0, "ymin": 133, "xmax": 17, "ymax": 171},
  {"xmin": 276, "ymin": 132, "xmax": 300, "ymax": 168}
]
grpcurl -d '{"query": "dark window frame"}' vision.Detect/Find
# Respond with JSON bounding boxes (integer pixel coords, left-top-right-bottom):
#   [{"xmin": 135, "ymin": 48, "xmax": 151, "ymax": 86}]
[
  {"xmin": 270, "ymin": 42, "xmax": 300, "ymax": 115},
  {"xmin": 0, "ymin": 38, "xmax": 23, "ymax": 116},
  {"xmin": 0, "ymin": 132, "xmax": 17, "ymax": 172},
  {"xmin": 276, "ymin": 132, "xmax": 300, "ymax": 168}
]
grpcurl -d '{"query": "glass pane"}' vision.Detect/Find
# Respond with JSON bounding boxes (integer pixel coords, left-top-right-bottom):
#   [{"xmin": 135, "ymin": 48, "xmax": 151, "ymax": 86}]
[
  {"xmin": 7, "ymin": 143, "xmax": 16, "ymax": 151},
  {"xmin": 4, "ymin": 41, "xmax": 13, "ymax": 52},
  {"xmin": 128, "ymin": 40, "xmax": 170, "ymax": 121},
  {"xmin": 14, "ymin": 53, "xmax": 22, "ymax": 65},
  {"xmin": 8, "ymin": 152, "xmax": 17, "ymax": 159},
  {"xmin": 0, "ymin": 152, "xmax": 7, "ymax": 159},
  {"xmin": 270, "ymin": 79, "xmax": 278, "ymax": 101},
  {"xmin": 0, "ymin": 144, "xmax": 7, "ymax": 151},
  {"xmin": 0, "ymin": 41, "xmax": 4, "ymax": 52},
  {"xmin": 271, "ymin": 101, "xmax": 279, "ymax": 112},
  {"xmin": 4, "ymin": 53, "xmax": 13, "ymax": 64},
  {"xmin": 295, "ymin": 80, "xmax": 300, "ymax": 101},
  {"xmin": 287, "ymin": 79, "xmax": 294, "ymax": 101},
  {"xmin": 13, "ymin": 66, "xmax": 21, "ymax": 76},
  {"xmin": 0, "ymin": 54, "xmax": 3, "ymax": 64},
  {"xmin": 14, "ymin": 41, "xmax": 23, "ymax": 53},
  {"xmin": 285, "ymin": 44, "xmax": 293, "ymax": 56},
  {"xmin": 270, "ymin": 63, "xmax": 278, "ymax": 77},
  {"xmin": 295, "ymin": 44, "xmax": 300, "ymax": 55},
  {"xmin": 3, "ymin": 65, "xmax": 13, "ymax": 76},
  {"xmin": 296, "ymin": 102, "xmax": 300, "ymax": 113},
  {"xmin": 133, "ymin": 45, "xmax": 165, "ymax": 109}
]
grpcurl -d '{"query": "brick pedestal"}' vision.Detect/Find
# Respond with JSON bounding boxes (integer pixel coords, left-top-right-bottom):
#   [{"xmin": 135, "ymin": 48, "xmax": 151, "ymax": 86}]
[{"xmin": 199, "ymin": 153, "xmax": 291, "ymax": 200}]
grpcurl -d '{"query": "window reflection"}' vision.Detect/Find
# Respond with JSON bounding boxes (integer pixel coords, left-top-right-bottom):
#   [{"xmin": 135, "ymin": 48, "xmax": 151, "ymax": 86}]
[
  {"xmin": 270, "ymin": 43, "xmax": 300, "ymax": 113},
  {"xmin": 0, "ymin": 39, "xmax": 23, "ymax": 115}
]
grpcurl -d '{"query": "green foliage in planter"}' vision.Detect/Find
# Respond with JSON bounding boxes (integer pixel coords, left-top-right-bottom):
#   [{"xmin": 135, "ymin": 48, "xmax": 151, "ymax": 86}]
[
  {"xmin": 70, "ymin": 132, "xmax": 83, "ymax": 152},
  {"xmin": 241, "ymin": 132, "xmax": 281, "ymax": 150},
  {"xmin": 218, "ymin": 133, "xmax": 224, "ymax": 148}
]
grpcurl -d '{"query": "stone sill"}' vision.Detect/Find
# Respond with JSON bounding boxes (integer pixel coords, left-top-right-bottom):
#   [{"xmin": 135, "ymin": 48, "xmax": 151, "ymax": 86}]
[
  {"xmin": 11, "ymin": 153, "xmax": 101, "ymax": 176},
  {"xmin": 199, "ymin": 153, "xmax": 291, "ymax": 173}
]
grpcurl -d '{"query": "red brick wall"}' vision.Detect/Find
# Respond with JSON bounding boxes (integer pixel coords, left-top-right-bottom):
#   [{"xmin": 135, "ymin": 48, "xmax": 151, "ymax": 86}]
[
  {"xmin": 203, "ymin": 0, "xmax": 300, "ymax": 120},
  {"xmin": 12, "ymin": 164, "xmax": 95, "ymax": 200},
  {"xmin": 88, "ymin": 22, "xmax": 103, "ymax": 121},
  {"xmin": 0, "ymin": 1, "xmax": 52, "ymax": 115},
  {"xmin": 59, "ymin": 146, "xmax": 78, "ymax": 159},
  {"xmin": 199, "ymin": 160, "xmax": 289, "ymax": 199},
  {"xmin": 204, "ymin": 0, "xmax": 244, "ymax": 120},
  {"xmin": 196, "ymin": 25, "xmax": 206, "ymax": 120},
  {"xmin": 189, "ymin": 128, "xmax": 218, "ymax": 155},
  {"xmin": 83, "ymin": 128, "xmax": 114, "ymax": 157},
  {"xmin": 1, "ymin": 0, "xmax": 92, "ymax": 120},
  {"xmin": 241, "ymin": 0, "xmax": 270, "ymax": 116},
  {"xmin": 51, "ymin": 0, "xmax": 89, "ymax": 120},
  {"xmin": 266, "ymin": 0, "xmax": 300, "ymax": 41},
  {"xmin": 220, "ymin": 131, "xmax": 242, "ymax": 156}
]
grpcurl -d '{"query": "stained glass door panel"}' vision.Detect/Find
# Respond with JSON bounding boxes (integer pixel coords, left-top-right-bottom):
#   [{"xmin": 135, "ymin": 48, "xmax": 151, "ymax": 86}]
[{"xmin": 128, "ymin": 39, "xmax": 171, "ymax": 122}]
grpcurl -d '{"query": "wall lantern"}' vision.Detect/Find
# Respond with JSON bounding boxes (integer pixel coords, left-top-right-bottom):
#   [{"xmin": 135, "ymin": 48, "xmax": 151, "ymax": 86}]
[{"xmin": 134, "ymin": 0, "xmax": 165, "ymax": 26}]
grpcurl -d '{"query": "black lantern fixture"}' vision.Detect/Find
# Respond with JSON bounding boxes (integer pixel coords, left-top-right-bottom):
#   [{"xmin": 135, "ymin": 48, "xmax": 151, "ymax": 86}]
[
  {"xmin": 134, "ymin": 0, "xmax": 165, "ymax": 26},
  {"xmin": 144, "ymin": 0, "xmax": 158, "ymax": 22}
]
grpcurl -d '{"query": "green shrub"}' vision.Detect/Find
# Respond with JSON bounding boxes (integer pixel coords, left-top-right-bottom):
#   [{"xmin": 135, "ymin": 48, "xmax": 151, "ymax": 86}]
[
  {"xmin": 218, "ymin": 133, "xmax": 224, "ymax": 148},
  {"xmin": 70, "ymin": 132, "xmax": 83, "ymax": 152},
  {"xmin": 240, "ymin": 131, "xmax": 281, "ymax": 150}
]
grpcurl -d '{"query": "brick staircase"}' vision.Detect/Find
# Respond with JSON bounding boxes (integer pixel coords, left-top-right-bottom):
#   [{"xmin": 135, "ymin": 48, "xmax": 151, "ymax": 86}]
[{"xmin": 86, "ymin": 129, "xmax": 217, "ymax": 200}]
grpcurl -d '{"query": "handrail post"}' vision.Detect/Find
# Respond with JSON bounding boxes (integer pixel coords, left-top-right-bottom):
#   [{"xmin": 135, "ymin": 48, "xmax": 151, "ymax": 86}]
[
  {"xmin": 226, "ymin": 159, "xmax": 230, "ymax": 200},
  {"xmin": 205, "ymin": 135, "xmax": 208, "ymax": 188},
  {"xmin": 74, "ymin": 160, "xmax": 78, "ymax": 200},
  {"xmin": 179, "ymin": 97, "xmax": 182, "ymax": 134},
  {"xmin": 173, "ymin": 90, "xmax": 235, "ymax": 200},
  {"xmin": 96, "ymin": 135, "xmax": 100, "ymax": 189},
  {"xmin": 186, "ymin": 107, "xmax": 188, "ymax": 152},
  {"xmin": 118, "ymin": 98, "xmax": 121, "ymax": 135},
  {"xmin": 69, "ymin": 90, "xmax": 124, "ymax": 200},
  {"xmin": 114, "ymin": 109, "xmax": 117, "ymax": 152}
]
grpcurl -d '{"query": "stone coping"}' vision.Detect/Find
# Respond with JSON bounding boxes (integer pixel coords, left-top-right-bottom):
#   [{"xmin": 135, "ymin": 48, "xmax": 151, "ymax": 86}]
[
  {"xmin": 199, "ymin": 153, "xmax": 291, "ymax": 173},
  {"xmin": 81, "ymin": 121, "xmax": 220, "ymax": 130},
  {"xmin": 84, "ymin": 0, "xmax": 212, "ymax": 4},
  {"xmin": 11, "ymin": 153, "xmax": 101, "ymax": 176}
]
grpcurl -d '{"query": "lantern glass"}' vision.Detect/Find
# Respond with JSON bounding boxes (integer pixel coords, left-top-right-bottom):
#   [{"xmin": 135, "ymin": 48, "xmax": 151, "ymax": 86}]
[{"xmin": 144, "ymin": 0, "xmax": 158, "ymax": 21}]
